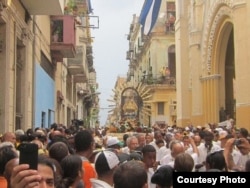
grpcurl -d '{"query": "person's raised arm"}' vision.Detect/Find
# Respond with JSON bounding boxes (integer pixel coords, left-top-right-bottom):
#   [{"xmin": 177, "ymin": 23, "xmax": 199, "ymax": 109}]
[{"xmin": 10, "ymin": 164, "xmax": 41, "ymax": 188}]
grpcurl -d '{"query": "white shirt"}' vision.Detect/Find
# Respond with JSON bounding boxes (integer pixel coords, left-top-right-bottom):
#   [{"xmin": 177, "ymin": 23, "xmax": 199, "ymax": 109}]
[
  {"xmin": 236, "ymin": 152, "xmax": 250, "ymax": 170},
  {"xmin": 90, "ymin": 178, "xmax": 113, "ymax": 188},
  {"xmin": 149, "ymin": 140, "xmax": 166, "ymax": 161},
  {"xmin": 197, "ymin": 143, "xmax": 222, "ymax": 164},
  {"xmin": 147, "ymin": 168, "xmax": 156, "ymax": 188},
  {"xmin": 121, "ymin": 146, "xmax": 130, "ymax": 154},
  {"xmin": 160, "ymin": 152, "xmax": 198, "ymax": 171},
  {"xmin": 158, "ymin": 147, "xmax": 171, "ymax": 162},
  {"xmin": 160, "ymin": 154, "xmax": 174, "ymax": 167}
]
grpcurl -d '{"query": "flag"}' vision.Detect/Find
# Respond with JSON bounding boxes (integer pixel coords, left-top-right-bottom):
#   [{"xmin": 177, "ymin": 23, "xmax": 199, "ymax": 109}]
[
  {"xmin": 87, "ymin": 0, "xmax": 93, "ymax": 14},
  {"xmin": 139, "ymin": 0, "xmax": 162, "ymax": 35}
]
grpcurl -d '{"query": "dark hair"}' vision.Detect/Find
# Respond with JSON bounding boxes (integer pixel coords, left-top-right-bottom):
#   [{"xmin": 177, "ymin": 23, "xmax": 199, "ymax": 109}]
[
  {"xmin": 38, "ymin": 155, "xmax": 57, "ymax": 185},
  {"xmin": 206, "ymin": 150, "xmax": 226, "ymax": 171},
  {"xmin": 26, "ymin": 128, "xmax": 34, "ymax": 136},
  {"xmin": 50, "ymin": 123, "xmax": 58, "ymax": 130},
  {"xmin": 60, "ymin": 155, "xmax": 82, "ymax": 188},
  {"xmin": 74, "ymin": 130, "xmax": 94, "ymax": 152},
  {"xmin": 151, "ymin": 165, "xmax": 173, "ymax": 188},
  {"xmin": 113, "ymin": 160, "xmax": 147, "ymax": 188},
  {"xmin": 141, "ymin": 144, "xmax": 156, "ymax": 155},
  {"xmin": 48, "ymin": 135, "xmax": 74, "ymax": 155},
  {"xmin": 95, "ymin": 151, "xmax": 117, "ymax": 177},
  {"xmin": 239, "ymin": 128, "xmax": 248, "ymax": 138},
  {"xmin": 0, "ymin": 146, "xmax": 18, "ymax": 175},
  {"xmin": 204, "ymin": 130, "xmax": 214, "ymax": 139},
  {"xmin": 123, "ymin": 134, "xmax": 129, "ymax": 147},
  {"xmin": 49, "ymin": 142, "xmax": 69, "ymax": 163},
  {"xmin": 174, "ymin": 153, "xmax": 194, "ymax": 172},
  {"xmin": 129, "ymin": 152, "xmax": 143, "ymax": 161}
]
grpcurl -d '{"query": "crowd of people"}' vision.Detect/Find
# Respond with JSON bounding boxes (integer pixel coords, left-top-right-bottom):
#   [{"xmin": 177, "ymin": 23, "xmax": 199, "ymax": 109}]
[{"xmin": 0, "ymin": 121, "xmax": 249, "ymax": 188}]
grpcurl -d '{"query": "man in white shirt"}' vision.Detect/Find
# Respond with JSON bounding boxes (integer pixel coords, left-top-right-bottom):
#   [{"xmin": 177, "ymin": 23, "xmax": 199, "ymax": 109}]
[
  {"xmin": 90, "ymin": 150, "xmax": 120, "ymax": 188},
  {"xmin": 197, "ymin": 130, "xmax": 221, "ymax": 171},
  {"xmin": 224, "ymin": 137, "xmax": 250, "ymax": 171},
  {"xmin": 121, "ymin": 136, "xmax": 139, "ymax": 154},
  {"xmin": 149, "ymin": 130, "xmax": 166, "ymax": 162}
]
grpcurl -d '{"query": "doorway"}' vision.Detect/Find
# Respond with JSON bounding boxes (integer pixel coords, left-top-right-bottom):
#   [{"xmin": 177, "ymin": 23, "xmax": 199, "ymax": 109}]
[
  {"xmin": 224, "ymin": 29, "xmax": 235, "ymax": 120},
  {"xmin": 216, "ymin": 22, "xmax": 235, "ymax": 121}
]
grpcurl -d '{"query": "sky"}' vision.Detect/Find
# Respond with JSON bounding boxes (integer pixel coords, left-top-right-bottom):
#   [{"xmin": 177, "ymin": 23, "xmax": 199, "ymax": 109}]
[{"xmin": 90, "ymin": 0, "xmax": 144, "ymax": 126}]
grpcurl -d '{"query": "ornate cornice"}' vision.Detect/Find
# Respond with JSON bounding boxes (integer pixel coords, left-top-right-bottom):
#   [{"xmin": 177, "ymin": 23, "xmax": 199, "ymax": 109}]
[
  {"xmin": 202, "ymin": 0, "xmax": 246, "ymax": 75},
  {"xmin": 8, "ymin": 4, "xmax": 34, "ymax": 44}
]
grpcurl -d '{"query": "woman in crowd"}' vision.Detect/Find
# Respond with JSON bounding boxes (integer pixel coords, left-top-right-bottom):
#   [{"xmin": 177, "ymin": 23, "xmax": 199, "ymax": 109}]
[{"xmin": 59, "ymin": 154, "xmax": 84, "ymax": 188}]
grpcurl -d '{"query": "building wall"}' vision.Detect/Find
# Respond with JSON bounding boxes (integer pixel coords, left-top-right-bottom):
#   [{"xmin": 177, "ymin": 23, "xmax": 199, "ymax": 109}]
[
  {"xmin": 35, "ymin": 63, "xmax": 55, "ymax": 128},
  {"xmin": 150, "ymin": 89, "xmax": 176, "ymax": 125},
  {"xmin": 176, "ymin": 0, "xmax": 250, "ymax": 129},
  {"xmin": 0, "ymin": 0, "xmax": 35, "ymax": 133}
]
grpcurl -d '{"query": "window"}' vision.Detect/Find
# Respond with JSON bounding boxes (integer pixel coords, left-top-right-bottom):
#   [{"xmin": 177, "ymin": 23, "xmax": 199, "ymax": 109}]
[
  {"xmin": 41, "ymin": 112, "xmax": 46, "ymax": 128},
  {"xmin": 157, "ymin": 102, "xmax": 164, "ymax": 115}
]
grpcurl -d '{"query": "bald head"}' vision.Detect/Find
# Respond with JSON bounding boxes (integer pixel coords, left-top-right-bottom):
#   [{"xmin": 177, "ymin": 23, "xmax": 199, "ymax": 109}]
[
  {"xmin": 170, "ymin": 141, "xmax": 184, "ymax": 158},
  {"xmin": 2, "ymin": 132, "xmax": 16, "ymax": 144},
  {"xmin": 193, "ymin": 135, "xmax": 201, "ymax": 146}
]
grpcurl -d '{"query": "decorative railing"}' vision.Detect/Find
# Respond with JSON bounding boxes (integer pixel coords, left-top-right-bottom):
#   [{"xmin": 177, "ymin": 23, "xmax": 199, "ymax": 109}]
[{"xmin": 141, "ymin": 74, "xmax": 176, "ymax": 86}]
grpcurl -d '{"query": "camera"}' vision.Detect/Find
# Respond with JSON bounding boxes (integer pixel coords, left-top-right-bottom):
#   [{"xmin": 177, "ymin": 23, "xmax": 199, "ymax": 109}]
[{"xmin": 234, "ymin": 139, "xmax": 241, "ymax": 146}]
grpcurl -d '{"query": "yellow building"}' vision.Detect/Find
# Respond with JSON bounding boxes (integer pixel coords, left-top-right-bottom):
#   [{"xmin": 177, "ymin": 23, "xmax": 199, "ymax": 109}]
[
  {"xmin": 122, "ymin": 0, "xmax": 177, "ymax": 127},
  {"xmin": 0, "ymin": 0, "xmax": 97, "ymax": 132},
  {"xmin": 176, "ymin": 0, "xmax": 250, "ymax": 129}
]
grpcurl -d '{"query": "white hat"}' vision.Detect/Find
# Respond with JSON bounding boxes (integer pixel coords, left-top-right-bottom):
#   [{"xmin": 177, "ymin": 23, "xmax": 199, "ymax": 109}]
[
  {"xmin": 215, "ymin": 128, "xmax": 223, "ymax": 132},
  {"xmin": 107, "ymin": 137, "xmax": 120, "ymax": 147},
  {"xmin": 218, "ymin": 130, "xmax": 228, "ymax": 140},
  {"xmin": 95, "ymin": 150, "xmax": 120, "ymax": 172}
]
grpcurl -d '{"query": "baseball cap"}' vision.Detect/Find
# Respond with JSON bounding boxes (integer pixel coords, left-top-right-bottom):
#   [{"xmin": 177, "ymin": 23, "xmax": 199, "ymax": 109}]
[
  {"xmin": 107, "ymin": 136, "xmax": 120, "ymax": 147},
  {"xmin": 95, "ymin": 150, "xmax": 120, "ymax": 174}
]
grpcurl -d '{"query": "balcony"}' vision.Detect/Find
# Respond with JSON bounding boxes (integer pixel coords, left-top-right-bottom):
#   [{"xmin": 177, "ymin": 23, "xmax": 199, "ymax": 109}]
[
  {"xmin": 74, "ymin": 74, "xmax": 87, "ymax": 83},
  {"xmin": 20, "ymin": 0, "xmax": 64, "ymax": 15},
  {"xmin": 141, "ymin": 74, "xmax": 176, "ymax": 86},
  {"xmin": 68, "ymin": 46, "xmax": 84, "ymax": 75},
  {"xmin": 50, "ymin": 15, "xmax": 76, "ymax": 61}
]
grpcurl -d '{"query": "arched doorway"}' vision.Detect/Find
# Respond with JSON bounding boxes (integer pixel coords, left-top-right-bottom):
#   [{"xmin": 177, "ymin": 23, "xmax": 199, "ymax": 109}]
[
  {"xmin": 224, "ymin": 29, "xmax": 235, "ymax": 120},
  {"xmin": 215, "ymin": 22, "xmax": 235, "ymax": 121}
]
